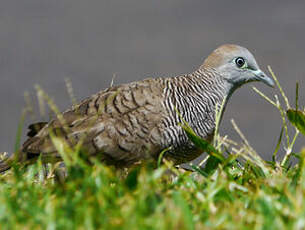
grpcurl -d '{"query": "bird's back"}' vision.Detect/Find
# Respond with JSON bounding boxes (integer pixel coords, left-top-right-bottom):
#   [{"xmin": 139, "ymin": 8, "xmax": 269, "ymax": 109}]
[{"xmin": 22, "ymin": 78, "xmax": 169, "ymax": 167}]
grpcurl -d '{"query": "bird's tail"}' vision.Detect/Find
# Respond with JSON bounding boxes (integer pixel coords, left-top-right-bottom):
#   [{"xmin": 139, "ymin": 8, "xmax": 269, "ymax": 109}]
[
  {"xmin": 0, "ymin": 152, "xmax": 17, "ymax": 173},
  {"xmin": 0, "ymin": 160, "xmax": 11, "ymax": 172}
]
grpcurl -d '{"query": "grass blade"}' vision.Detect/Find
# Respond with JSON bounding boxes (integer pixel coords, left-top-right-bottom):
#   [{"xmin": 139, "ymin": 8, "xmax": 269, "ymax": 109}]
[
  {"xmin": 272, "ymin": 127, "xmax": 284, "ymax": 162},
  {"xmin": 287, "ymin": 109, "xmax": 305, "ymax": 136}
]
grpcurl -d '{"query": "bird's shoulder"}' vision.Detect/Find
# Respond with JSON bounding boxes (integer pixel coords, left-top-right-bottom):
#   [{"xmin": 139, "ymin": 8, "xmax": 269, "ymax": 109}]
[{"xmin": 72, "ymin": 77, "xmax": 166, "ymax": 117}]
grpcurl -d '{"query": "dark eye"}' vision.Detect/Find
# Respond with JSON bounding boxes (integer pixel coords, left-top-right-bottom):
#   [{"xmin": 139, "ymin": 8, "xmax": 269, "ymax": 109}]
[{"xmin": 235, "ymin": 57, "xmax": 246, "ymax": 68}]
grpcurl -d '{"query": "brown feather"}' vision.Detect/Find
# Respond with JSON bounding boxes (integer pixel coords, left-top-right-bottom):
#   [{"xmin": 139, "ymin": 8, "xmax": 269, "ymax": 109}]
[{"xmin": 27, "ymin": 122, "xmax": 48, "ymax": 137}]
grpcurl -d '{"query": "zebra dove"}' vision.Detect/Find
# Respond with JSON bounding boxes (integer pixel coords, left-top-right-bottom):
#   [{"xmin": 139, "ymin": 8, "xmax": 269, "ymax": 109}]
[{"xmin": 0, "ymin": 44, "xmax": 274, "ymax": 172}]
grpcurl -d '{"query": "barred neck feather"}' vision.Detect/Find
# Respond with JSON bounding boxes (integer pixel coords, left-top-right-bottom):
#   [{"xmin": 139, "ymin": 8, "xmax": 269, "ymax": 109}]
[{"xmin": 162, "ymin": 68, "xmax": 231, "ymax": 148}]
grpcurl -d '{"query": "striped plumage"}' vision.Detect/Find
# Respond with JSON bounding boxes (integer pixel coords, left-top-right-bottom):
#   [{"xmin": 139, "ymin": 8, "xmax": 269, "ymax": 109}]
[
  {"xmin": 161, "ymin": 69, "xmax": 228, "ymax": 163},
  {"xmin": 0, "ymin": 44, "xmax": 274, "ymax": 172}
]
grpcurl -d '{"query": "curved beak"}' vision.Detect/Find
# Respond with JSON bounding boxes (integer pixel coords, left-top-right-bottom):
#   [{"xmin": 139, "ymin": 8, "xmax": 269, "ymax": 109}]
[{"xmin": 253, "ymin": 70, "xmax": 275, "ymax": 87}]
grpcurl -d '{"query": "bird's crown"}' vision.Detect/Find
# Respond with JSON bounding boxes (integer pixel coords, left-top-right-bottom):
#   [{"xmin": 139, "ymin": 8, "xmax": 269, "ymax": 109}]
[{"xmin": 201, "ymin": 44, "xmax": 254, "ymax": 69}]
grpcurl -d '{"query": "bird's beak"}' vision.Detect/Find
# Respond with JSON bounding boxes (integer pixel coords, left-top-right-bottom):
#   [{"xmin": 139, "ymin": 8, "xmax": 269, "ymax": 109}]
[{"xmin": 253, "ymin": 70, "xmax": 275, "ymax": 87}]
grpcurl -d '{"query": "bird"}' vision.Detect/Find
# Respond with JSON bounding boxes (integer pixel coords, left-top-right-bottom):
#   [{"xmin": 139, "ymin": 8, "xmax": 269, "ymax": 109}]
[{"xmin": 0, "ymin": 44, "xmax": 274, "ymax": 172}]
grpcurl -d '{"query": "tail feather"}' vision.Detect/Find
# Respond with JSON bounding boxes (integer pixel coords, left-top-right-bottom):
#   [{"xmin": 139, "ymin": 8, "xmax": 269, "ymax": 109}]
[
  {"xmin": 0, "ymin": 152, "xmax": 24, "ymax": 173},
  {"xmin": 0, "ymin": 152, "xmax": 13, "ymax": 173},
  {"xmin": 0, "ymin": 159, "xmax": 11, "ymax": 172}
]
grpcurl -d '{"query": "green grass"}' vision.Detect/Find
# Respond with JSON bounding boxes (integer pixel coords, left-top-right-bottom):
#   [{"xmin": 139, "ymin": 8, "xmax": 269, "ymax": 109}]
[{"xmin": 1, "ymin": 68, "xmax": 305, "ymax": 229}]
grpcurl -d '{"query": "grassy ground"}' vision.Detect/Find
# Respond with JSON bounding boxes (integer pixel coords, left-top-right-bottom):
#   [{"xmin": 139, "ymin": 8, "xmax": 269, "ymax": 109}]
[{"xmin": 0, "ymin": 68, "xmax": 305, "ymax": 230}]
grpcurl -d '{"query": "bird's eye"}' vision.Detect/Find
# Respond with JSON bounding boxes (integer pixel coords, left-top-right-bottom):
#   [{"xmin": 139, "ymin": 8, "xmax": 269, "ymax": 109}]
[{"xmin": 235, "ymin": 57, "xmax": 246, "ymax": 68}]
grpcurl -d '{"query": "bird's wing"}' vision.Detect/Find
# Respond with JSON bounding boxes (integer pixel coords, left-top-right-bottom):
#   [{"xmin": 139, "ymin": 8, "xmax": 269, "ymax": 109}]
[{"xmin": 22, "ymin": 78, "xmax": 167, "ymax": 165}]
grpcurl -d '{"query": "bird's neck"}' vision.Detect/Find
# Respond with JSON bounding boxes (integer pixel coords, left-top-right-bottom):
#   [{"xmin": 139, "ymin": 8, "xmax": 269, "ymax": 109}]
[{"xmin": 164, "ymin": 69, "xmax": 232, "ymax": 139}]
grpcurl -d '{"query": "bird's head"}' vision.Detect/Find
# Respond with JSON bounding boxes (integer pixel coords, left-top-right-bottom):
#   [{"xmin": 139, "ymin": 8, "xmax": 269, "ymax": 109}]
[{"xmin": 201, "ymin": 44, "xmax": 274, "ymax": 88}]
